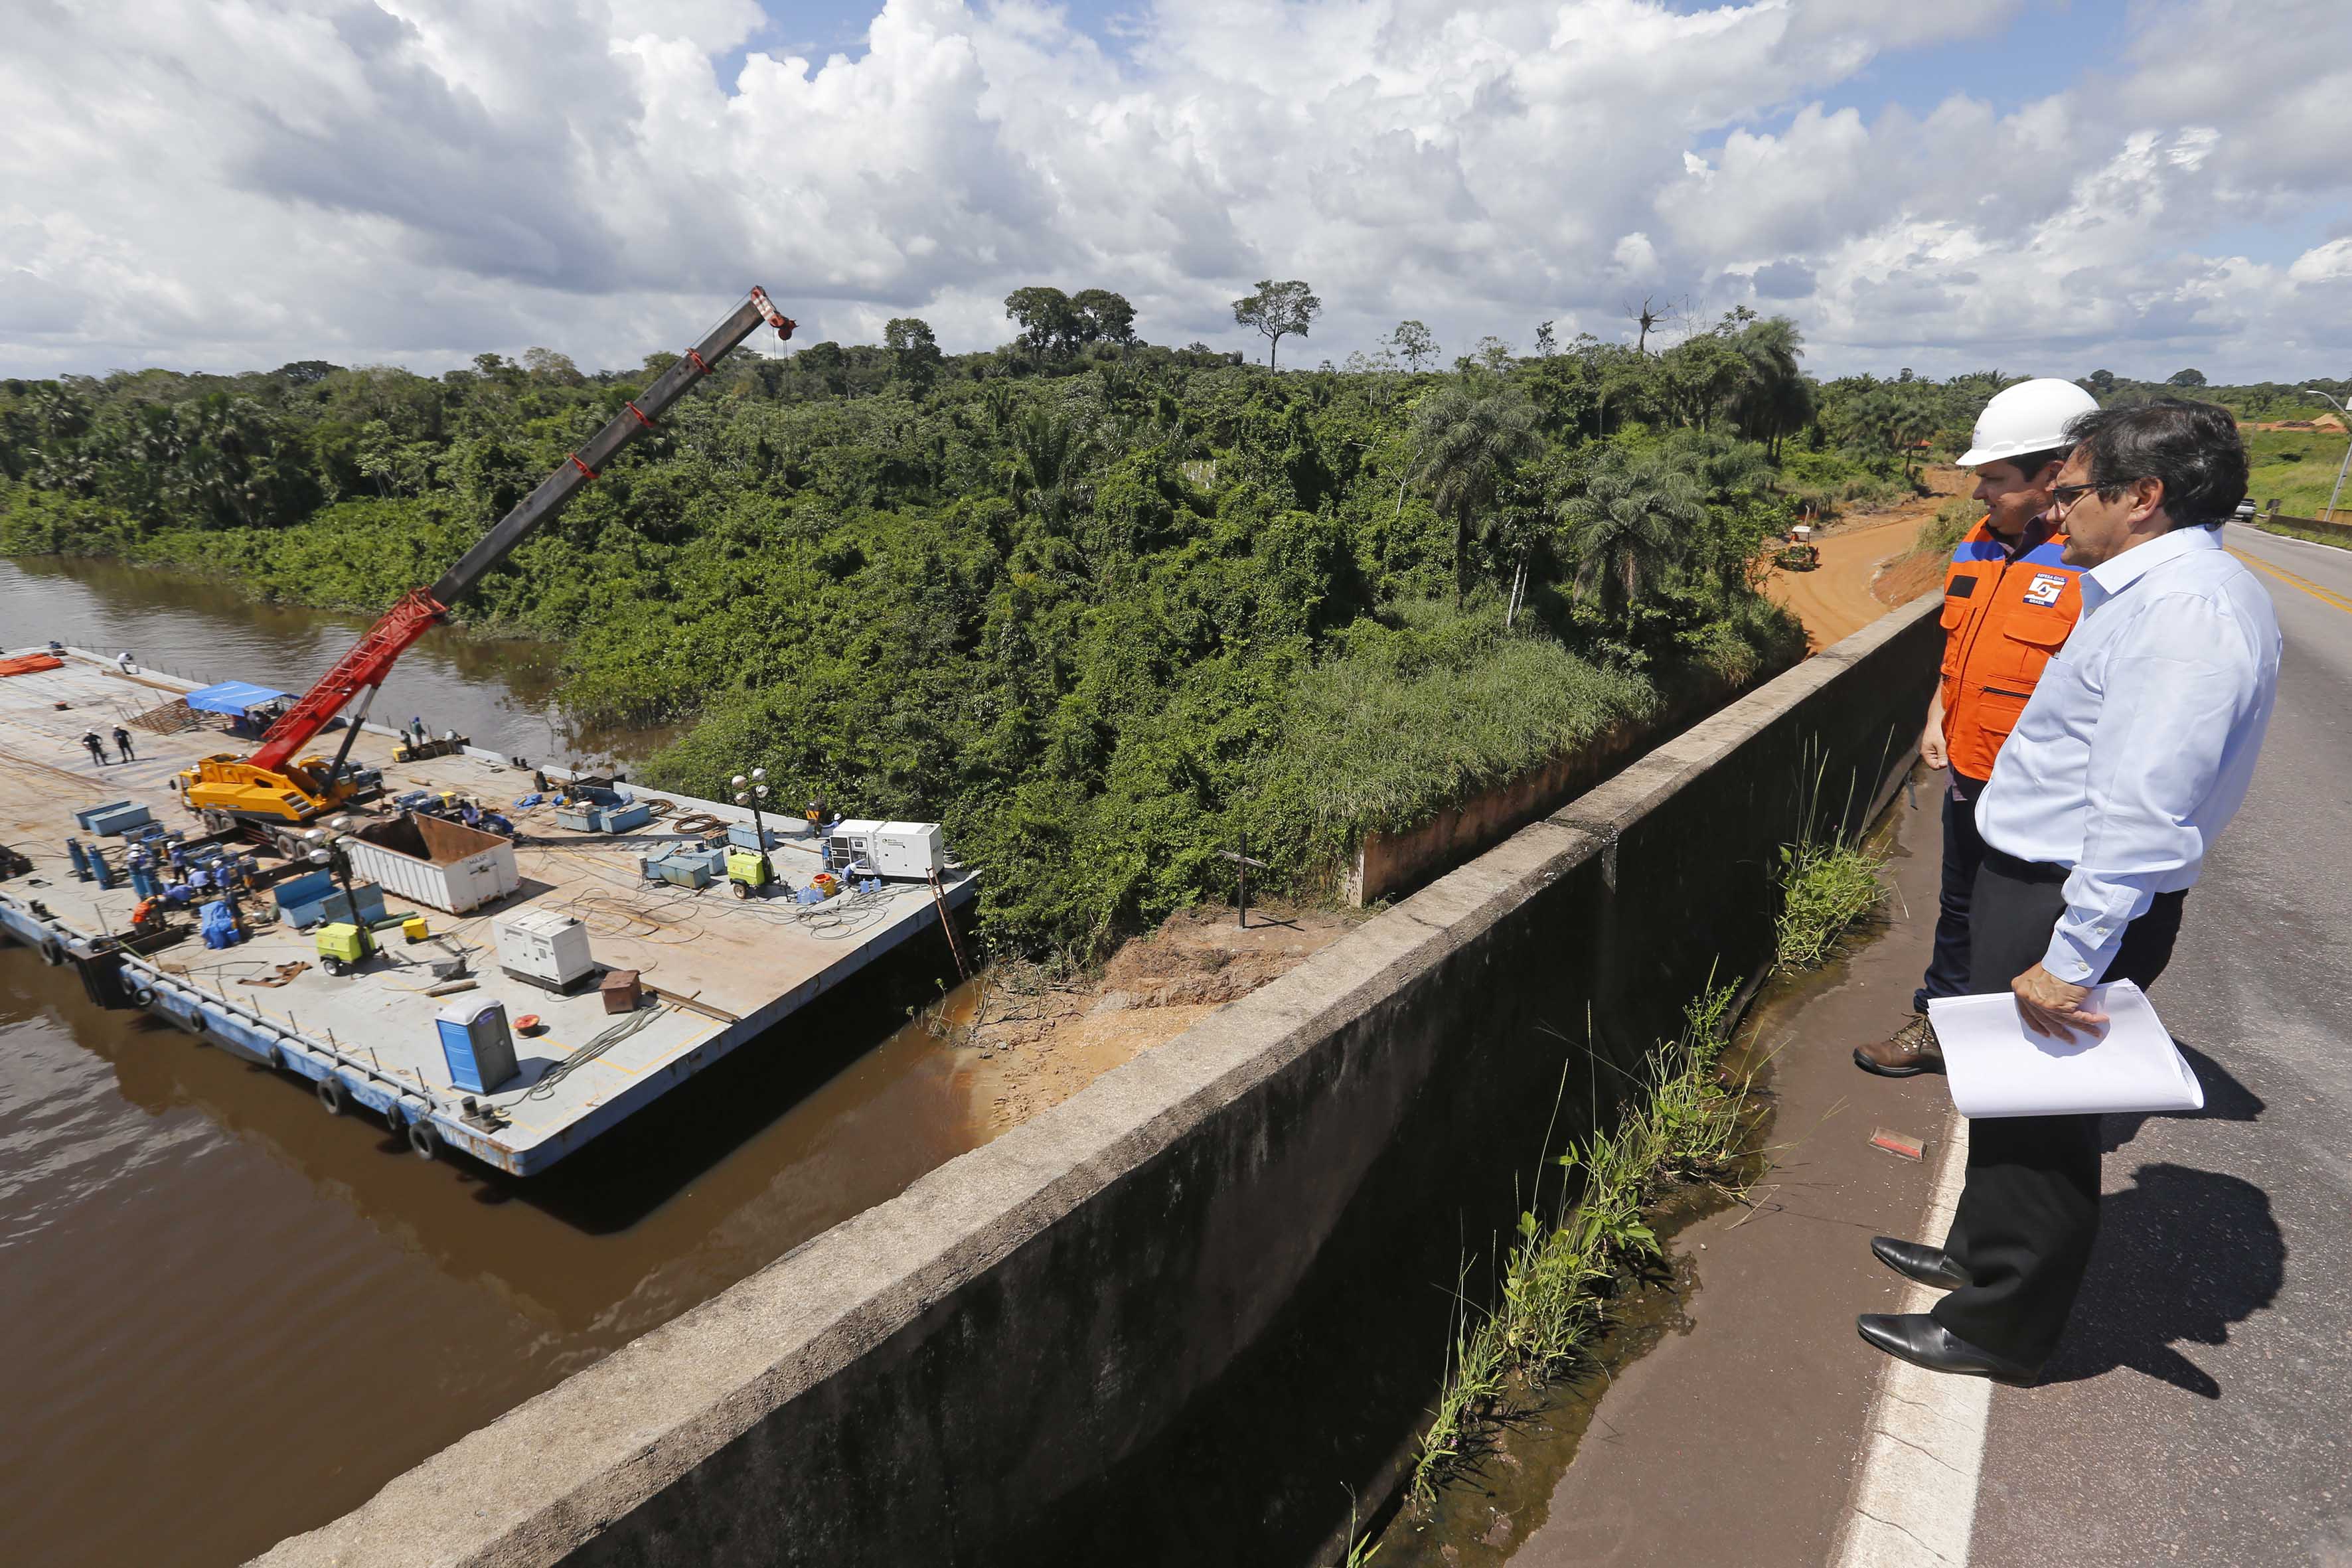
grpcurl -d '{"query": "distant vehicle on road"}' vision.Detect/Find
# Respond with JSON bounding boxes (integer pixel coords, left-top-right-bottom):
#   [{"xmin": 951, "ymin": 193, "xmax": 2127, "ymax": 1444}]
[{"xmin": 1777, "ymin": 521, "xmax": 1821, "ymax": 571}]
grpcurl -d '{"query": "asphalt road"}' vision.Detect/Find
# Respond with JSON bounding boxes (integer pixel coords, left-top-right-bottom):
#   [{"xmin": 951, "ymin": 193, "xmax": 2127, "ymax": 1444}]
[{"xmin": 1970, "ymin": 523, "xmax": 2352, "ymax": 1565}]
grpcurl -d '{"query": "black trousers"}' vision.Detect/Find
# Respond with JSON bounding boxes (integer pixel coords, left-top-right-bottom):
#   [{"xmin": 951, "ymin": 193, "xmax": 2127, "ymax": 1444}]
[
  {"xmin": 1913, "ymin": 770, "xmax": 1989, "ymax": 1014},
  {"xmin": 1930, "ymin": 850, "xmax": 2186, "ymax": 1368}
]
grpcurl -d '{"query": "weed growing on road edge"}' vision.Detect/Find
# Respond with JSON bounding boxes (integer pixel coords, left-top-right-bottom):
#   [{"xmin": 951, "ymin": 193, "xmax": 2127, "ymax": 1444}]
[
  {"xmin": 1408, "ymin": 977, "xmax": 1757, "ymax": 1510},
  {"xmin": 1774, "ymin": 834, "xmax": 1887, "ymax": 969},
  {"xmin": 1774, "ymin": 747, "xmax": 1890, "ymax": 970},
  {"xmin": 1330, "ymin": 1488, "xmax": 1384, "ymax": 1567}
]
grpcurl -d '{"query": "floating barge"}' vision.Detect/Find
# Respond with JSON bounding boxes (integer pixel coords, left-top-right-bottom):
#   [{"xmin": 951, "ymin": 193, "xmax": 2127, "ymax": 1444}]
[{"xmin": 0, "ymin": 649, "xmax": 977, "ymax": 1175}]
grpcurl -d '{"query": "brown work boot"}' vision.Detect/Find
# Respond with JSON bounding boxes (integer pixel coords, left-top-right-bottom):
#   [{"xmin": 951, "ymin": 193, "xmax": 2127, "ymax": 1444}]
[{"xmin": 1853, "ymin": 1012, "xmax": 1944, "ymax": 1077}]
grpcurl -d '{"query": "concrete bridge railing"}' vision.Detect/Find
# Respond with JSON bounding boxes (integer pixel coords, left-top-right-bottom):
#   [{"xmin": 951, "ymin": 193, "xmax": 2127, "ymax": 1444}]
[{"xmin": 260, "ymin": 594, "xmax": 1943, "ymax": 1568}]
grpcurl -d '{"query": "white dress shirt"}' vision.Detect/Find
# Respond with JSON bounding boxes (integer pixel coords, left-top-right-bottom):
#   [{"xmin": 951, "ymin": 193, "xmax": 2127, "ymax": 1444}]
[{"xmin": 1974, "ymin": 524, "xmax": 2280, "ymax": 984}]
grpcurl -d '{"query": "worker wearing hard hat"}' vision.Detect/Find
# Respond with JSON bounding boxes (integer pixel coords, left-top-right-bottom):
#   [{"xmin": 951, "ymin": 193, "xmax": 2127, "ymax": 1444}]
[{"xmin": 1853, "ymin": 377, "xmax": 2100, "ymax": 1078}]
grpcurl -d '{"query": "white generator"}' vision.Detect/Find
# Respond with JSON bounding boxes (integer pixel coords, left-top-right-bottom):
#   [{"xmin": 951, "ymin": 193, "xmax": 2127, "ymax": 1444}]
[
  {"xmin": 494, "ymin": 908, "xmax": 597, "ymax": 992},
  {"xmin": 824, "ymin": 819, "xmax": 946, "ymax": 881}
]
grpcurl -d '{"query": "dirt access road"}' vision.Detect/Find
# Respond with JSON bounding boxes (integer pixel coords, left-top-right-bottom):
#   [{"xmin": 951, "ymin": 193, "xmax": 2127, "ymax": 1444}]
[{"xmin": 1764, "ymin": 467, "xmax": 1970, "ymax": 649}]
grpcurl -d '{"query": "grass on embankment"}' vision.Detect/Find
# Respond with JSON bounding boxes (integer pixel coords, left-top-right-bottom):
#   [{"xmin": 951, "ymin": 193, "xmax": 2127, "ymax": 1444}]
[
  {"xmin": 2257, "ymin": 518, "xmax": 2352, "ymax": 552},
  {"xmin": 2245, "ymin": 427, "xmax": 2351, "ymax": 522}
]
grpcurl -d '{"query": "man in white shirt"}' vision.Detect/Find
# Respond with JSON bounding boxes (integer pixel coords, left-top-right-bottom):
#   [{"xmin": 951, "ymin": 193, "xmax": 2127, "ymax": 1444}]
[{"xmin": 1858, "ymin": 399, "xmax": 2282, "ymax": 1384}]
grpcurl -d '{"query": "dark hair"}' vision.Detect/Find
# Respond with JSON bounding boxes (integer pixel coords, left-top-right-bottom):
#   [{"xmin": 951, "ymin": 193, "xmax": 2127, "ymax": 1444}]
[
  {"xmin": 2005, "ymin": 446, "xmax": 2069, "ymax": 483},
  {"xmin": 2062, "ymin": 398, "xmax": 2248, "ymax": 528}
]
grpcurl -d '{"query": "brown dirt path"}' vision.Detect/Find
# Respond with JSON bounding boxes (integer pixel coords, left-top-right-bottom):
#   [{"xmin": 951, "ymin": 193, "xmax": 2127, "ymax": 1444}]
[
  {"xmin": 1763, "ymin": 514, "xmax": 1922, "ymax": 651},
  {"xmin": 1764, "ymin": 468, "xmax": 1970, "ymax": 650}
]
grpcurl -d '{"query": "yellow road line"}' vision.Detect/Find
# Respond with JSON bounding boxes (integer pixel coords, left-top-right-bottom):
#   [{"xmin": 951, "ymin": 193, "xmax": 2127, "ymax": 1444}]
[{"xmin": 2233, "ymin": 548, "xmax": 2352, "ymax": 615}]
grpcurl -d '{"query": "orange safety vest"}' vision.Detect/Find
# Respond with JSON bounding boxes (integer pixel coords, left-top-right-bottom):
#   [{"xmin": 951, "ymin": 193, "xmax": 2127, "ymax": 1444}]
[{"xmin": 1938, "ymin": 516, "xmax": 2084, "ymax": 781}]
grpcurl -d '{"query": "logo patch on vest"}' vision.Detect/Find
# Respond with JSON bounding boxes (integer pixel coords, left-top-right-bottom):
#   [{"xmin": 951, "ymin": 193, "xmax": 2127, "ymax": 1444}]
[{"xmin": 2023, "ymin": 573, "xmax": 2065, "ymax": 607}]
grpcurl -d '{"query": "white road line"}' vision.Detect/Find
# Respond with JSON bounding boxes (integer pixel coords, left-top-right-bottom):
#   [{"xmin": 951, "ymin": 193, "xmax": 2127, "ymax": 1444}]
[
  {"xmin": 1828, "ymin": 1111, "xmax": 1989, "ymax": 1568},
  {"xmin": 2234, "ymin": 522, "xmax": 2351, "ymax": 562}
]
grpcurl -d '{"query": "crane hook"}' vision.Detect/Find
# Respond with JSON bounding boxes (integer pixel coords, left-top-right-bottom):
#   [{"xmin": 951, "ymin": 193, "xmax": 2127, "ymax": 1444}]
[{"xmin": 749, "ymin": 285, "xmax": 797, "ymax": 343}]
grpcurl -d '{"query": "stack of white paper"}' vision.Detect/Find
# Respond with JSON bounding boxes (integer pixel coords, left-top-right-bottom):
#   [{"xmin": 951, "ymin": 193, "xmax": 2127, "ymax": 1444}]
[{"xmin": 1926, "ymin": 980, "xmax": 2205, "ymax": 1119}]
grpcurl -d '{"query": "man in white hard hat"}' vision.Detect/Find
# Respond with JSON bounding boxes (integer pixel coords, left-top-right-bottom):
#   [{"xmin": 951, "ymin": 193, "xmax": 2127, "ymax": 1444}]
[{"xmin": 1851, "ymin": 377, "xmax": 2100, "ymax": 1079}]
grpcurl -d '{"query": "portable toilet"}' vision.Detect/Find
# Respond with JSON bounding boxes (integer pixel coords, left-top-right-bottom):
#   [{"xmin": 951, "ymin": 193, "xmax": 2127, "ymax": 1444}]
[{"xmin": 435, "ymin": 1000, "xmax": 518, "ymax": 1093}]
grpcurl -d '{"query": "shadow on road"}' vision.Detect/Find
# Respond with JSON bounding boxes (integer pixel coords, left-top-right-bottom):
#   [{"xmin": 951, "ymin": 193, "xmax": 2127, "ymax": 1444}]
[
  {"xmin": 2099, "ymin": 1037, "xmax": 2265, "ymax": 1154},
  {"xmin": 2043, "ymin": 1160, "xmax": 2284, "ymax": 1399}
]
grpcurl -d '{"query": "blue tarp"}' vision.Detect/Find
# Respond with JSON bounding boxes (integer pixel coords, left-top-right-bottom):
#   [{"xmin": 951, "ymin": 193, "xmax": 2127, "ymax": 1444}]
[
  {"xmin": 199, "ymin": 899, "xmax": 244, "ymax": 949},
  {"xmin": 185, "ymin": 680, "xmax": 293, "ymax": 716}
]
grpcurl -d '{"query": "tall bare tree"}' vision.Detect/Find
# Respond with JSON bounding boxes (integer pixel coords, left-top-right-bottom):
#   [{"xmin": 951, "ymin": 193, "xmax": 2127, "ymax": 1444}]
[
  {"xmin": 1233, "ymin": 280, "xmax": 1322, "ymax": 369},
  {"xmin": 1625, "ymin": 295, "xmax": 1663, "ymax": 354}
]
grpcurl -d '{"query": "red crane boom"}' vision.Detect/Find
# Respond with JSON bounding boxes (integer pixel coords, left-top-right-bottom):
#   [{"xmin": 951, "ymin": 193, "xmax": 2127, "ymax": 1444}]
[{"xmin": 241, "ymin": 289, "xmax": 793, "ymax": 782}]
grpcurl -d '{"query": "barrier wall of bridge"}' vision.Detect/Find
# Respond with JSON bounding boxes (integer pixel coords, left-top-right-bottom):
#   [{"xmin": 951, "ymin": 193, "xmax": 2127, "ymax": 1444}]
[{"xmin": 260, "ymin": 593, "xmax": 1944, "ymax": 1568}]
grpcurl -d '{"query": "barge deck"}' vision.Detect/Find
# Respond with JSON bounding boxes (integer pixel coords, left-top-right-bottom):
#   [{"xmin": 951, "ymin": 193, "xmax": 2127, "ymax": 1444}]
[{"xmin": 0, "ymin": 649, "xmax": 977, "ymax": 1175}]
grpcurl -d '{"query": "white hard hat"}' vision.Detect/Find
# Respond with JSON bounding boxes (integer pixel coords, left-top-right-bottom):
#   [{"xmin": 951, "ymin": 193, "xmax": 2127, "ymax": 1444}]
[{"xmin": 1958, "ymin": 378, "xmax": 2100, "ymax": 468}]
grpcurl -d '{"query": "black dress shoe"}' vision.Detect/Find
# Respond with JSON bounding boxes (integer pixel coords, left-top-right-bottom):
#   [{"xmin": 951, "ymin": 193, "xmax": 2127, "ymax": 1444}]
[
  {"xmin": 1871, "ymin": 1235, "xmax": 1971, "ymax": 1291},
  {"xmin": 1856, "ymin": 1313, "xmax": 2039, "ymax": 1385}
]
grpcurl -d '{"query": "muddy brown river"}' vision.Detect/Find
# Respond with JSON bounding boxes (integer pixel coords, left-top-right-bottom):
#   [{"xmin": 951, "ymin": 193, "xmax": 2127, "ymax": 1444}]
[{"xmin": 0, "ymin": 556, "xmax": 990, "ymax": 1567}]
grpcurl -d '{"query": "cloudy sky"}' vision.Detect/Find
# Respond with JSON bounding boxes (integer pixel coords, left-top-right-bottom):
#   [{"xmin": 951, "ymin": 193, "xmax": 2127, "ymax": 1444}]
[{"xmin": 5, "ymin": 0, "xmax": 2349, "ymax": 383}]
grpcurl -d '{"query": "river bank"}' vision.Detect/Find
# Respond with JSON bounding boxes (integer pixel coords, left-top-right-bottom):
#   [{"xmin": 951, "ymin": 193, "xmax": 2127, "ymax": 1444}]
[
  {"xmin": 941, "ymin": 901, "xmax": 1368, "ymax": 1131},
  {"xmin": 0, "ymin": 553, "xmax": 671, "ymax": 765}
]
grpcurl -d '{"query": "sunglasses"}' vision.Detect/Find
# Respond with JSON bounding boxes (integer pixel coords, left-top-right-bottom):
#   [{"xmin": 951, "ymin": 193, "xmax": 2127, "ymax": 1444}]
[{"xmin": 2047, "ymin": 479, "xmax": 2140, "ymax": 516}]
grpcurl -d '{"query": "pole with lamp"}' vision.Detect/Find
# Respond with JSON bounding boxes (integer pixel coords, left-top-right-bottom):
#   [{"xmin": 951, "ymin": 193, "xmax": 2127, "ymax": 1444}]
[
  {"xmin": 728, "ymin": 768, "xmax": 775, "ymax": 900},
  {"xmin": 308, "ymin": 819, "xmax": 368, "ymax": 975},
  {"xmin": 2300, "ymin": 388, "xmax": 2352, "ymax": 522}
]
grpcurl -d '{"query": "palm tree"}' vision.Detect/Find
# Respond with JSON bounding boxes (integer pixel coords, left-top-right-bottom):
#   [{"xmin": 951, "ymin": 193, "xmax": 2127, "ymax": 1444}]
[
  {"xmin": 981, "ymin": 379, "xmax": 1018, "ymax": 438},
  {"xmin": 1560, "ymin": 448, "xmax": 1707, "ymax": 621},
  {"xmin": 1731, "ymin": 316, "xmax": 1814, "ymax": 461},
  {"xmin": 1409, "ymin": 380, "xmax": 1543, "ymax": 604},
  {"xmin": 1014, "ymin": 406, "xmax": 1081, "ymax": 531},
  {"xmin": 1660, "ymin": 427, "xmax": 1773, "ymax": 501}
]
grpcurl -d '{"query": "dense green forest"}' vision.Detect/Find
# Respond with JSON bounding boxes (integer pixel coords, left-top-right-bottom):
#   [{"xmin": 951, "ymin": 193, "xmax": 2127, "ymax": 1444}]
[{"xmin": 3, "ymin": 301, "xmax": 2335, "ymax": 951}]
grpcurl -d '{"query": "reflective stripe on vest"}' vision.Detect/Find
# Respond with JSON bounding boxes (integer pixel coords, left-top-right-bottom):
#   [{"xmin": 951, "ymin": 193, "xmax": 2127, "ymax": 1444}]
[{"xmin": 1938, "ymin": 517, "xmax": 2084, "ymax": 781}]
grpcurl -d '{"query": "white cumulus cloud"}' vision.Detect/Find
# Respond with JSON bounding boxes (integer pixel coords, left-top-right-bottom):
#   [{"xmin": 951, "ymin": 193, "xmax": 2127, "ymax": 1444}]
[{"xmin": 0, "ymin": 0, "xmax": 2347, "ymax": 380}]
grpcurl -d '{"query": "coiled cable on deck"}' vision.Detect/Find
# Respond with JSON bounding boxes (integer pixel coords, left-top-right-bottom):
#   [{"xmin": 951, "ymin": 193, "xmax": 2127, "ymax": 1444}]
[
  {"xmin": 780, "ymin": 885, "xmax": 896, "ymax": 939},
  {"xmin": 523, "ymin": 1004, "xmax": 663, "ymax": 1101}
]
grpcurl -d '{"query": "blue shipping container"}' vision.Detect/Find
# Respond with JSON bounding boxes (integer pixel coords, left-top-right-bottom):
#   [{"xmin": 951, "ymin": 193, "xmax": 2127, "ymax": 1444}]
[
  {"xmin": 599, "ymin": 801, "xmax": 654, "ymax": 833},
  {"xmin": 272, "ymin": 868, "xmax": 336, "ymax": 913},
  {"xmin": 650, "ymin": 856, "xmax": 712, "ymax": 888},
  {"xmin": 88, "ymin": 803, "xmax": 155, "ymax": 836},
  {"xmin": 73, "ymin": 800, "xmax": 133, "ymax": 831}
]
